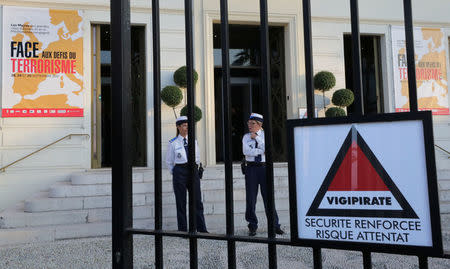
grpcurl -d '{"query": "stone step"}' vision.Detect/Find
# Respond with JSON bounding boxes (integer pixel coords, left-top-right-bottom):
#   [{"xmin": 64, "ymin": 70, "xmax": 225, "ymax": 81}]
[
  {"xmin": 440, "ymin": 214, "xmax": 450, "ymax": 225},
  {"xmin": 0, "ymin": 210, "xmax": 289, "ymax": 247},
  {"xmin": 440, "ymin": 202, "xmax": 450, "ymax": 214},
  {"xmin": 71, "ymin": 166, "xmax": 289, "ymax": 185},
  {"xmin": 0, "ymin": 205, "xmax": 157, "ymax": 229},
  {"xmin": 202, "ymin": 188, "xmax": 289, "ymax": 202},
  {"xmin": 49, "ymin": 178, "xmax": 289, "ymax": 198},
  {"xmin": 443, "ymin": 232, "xmax": 450, "ymax": 252},
  {"xmin": 88, "ymin": 206, "xmax": 153, "ymax": 222},
  {"xmin": 49, "ymin": 182, "xmax": 153, "ymax": 198},
  {"xmin": 438, "ymin": 170, "xmax": 450, "ymax": 180},
  {"xmin": 71, "ymin": 171, "xmax": 147, "ymax": 185},
  {"xmin": 147, "ymin": 188, "xmax": 288, "ymax": 206},
  {"xmin": 439, "ymin": 179, "xmax": 450, "ymax": 191},
  {"xmin": 440, "ymin": 190, "xmax": 450, "ymax": 202},
  {"xmin": 2, "ymin": 194, "xmax": 291, "ymax": 229},
  {"xmin": 28, "ymin": 181, "xmax": 290, "ymax": 212},
  {"xmin": 24, "ymin": 194, "xmax": 147, "ymax": 212},
  {"xmin": 433, "ymin": 123, "xmax": 450, "ymax": 140},
  {"xmin": 436, "ymin": 156, "xmax": 450, "ymax": 170},
  {"xmin": 25, "ymin": 196, "xmax": 84, "ymax": 212},
  {"xmin": 132, "ymin": 210, "xmax": 291, "ymax": 232},
  {"xmin": 145, "ymin": 197, "xmax": 291, "ymax": 219}
]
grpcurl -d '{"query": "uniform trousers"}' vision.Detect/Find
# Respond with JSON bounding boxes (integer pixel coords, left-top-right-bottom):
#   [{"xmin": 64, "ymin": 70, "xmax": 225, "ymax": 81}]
[
  {"xmin": 245, "ymin": 164, "xmax": 280, "ymax": 230},
  {"xmin": 172, "ymin": 165, "xmax": 207, "ymax": 232}
]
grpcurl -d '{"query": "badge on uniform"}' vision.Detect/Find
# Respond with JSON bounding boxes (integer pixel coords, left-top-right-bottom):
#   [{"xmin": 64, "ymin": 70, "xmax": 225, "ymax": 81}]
[{"xmin": 177, "ymin": 153, "xmax": 182, "ymax": 158}]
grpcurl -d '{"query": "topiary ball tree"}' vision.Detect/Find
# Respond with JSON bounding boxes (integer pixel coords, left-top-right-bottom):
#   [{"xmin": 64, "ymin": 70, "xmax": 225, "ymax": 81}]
[
  {"xmin": 161, "ymin": 86, "xmax": 183, "ymax": 107},
  {"xmin": 332, "ymin": 88, "xmax": 354, "ymax": 107},
  {"xmin": 325, "ymin": 107, "xmax": 346, "ymax": 118},
  {"xmin": 314, "ymin": 71, "xmax": 336, "ymax": 92},
  {"xmin": 161, "ymin": 85, "xmax": 183, "ymax": 118},
  {"xmin": 180, "ymin": 105, "xmax": 202, "ymax": 123},
  {"xmin": 174, "ymin": 66, "xmax": 199, "ymax": 88},
  {"xmin": 314, "ymin": 71, "xmax": 336, "ymax": 112}
]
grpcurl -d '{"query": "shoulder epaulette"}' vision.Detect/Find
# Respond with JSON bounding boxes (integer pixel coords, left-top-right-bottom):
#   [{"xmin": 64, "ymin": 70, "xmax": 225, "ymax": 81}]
[{"xmin": 169, "ymin": 137, "xmax": 177, "ymax": 143}]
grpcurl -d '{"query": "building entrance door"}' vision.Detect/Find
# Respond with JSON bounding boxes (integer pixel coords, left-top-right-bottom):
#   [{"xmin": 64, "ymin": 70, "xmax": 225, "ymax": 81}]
[
  {"xmin": 213, "ymin": 24, "xmax": 287, "ymax": 162},
  {"xmin": 91, "ymin": 25, "xmax": 147, "ymax": 168}
]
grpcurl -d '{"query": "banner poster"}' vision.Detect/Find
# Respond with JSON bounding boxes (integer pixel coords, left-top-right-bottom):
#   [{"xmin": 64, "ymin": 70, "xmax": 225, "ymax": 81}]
[
  {"xmin": 391, "ymin": 26, "xmax": 449, "ymax": 115},
  {"xmin": 2, "ymin": 6, "xmax": 84, "ymax": 117}
]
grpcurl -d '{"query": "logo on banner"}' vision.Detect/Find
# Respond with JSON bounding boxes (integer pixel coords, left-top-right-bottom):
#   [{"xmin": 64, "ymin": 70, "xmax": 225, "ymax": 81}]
[{"xmin": 307, "ymin": 126, "xmax": 418, "ymax": 219}]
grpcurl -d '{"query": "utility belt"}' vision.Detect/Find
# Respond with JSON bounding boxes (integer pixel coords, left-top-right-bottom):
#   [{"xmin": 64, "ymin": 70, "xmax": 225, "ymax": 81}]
[
  {"xmin": 175, "ymin": 163, "xmax": 198, "ymax": 168},
  {"xmin": 246, "ymin": 162, "xmax": 266, "ymax": 167},
  {"xmin": 175, "ymin": 163, "xmax": 204, "ymax": 179}
]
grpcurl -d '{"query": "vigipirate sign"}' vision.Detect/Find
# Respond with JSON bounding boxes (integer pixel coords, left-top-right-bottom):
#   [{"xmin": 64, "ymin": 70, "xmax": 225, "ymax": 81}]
[{"xmin": 287, "ymin": 112, "xmax": 443, "ymax": 256}]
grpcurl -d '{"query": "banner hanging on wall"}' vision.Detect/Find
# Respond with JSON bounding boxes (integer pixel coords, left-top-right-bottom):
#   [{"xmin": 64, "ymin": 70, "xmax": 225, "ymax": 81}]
[
  {"xmin": 2, "ymin": 6, "xmax": 84, "ymax": 117},
  {"xmin": 391, "ymin": 26, "xmax": 449, "ymax": 115}
]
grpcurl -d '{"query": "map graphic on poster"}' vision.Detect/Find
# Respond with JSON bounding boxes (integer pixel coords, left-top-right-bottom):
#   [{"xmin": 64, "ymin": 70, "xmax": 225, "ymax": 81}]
[
  {"xmin": 391, "ymin": 26, "xmax": 449, "ymax": 115},
  {"xmin": 2, "ymin": 6, "xmax": 84, "ymax": 117}
]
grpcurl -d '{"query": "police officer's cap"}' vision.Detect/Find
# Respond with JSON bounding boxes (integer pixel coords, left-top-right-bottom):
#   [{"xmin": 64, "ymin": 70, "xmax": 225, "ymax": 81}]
[
  {"xmin": 249, "ymin": 113, "xmax": 263, "ymax": 123},
  {"xmin": 176, "ymin": 116, "xmax": 188, "ymax": 125}
]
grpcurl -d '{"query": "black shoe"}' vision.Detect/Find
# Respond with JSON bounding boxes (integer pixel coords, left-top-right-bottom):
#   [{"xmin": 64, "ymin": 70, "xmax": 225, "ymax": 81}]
[
  {"xmin": 248, "ymin": 227, "xmax": 257, "ymax": 236},
  {"xmin": 275, "ymin": 227, "xmax": 284, "ymax": 235}
]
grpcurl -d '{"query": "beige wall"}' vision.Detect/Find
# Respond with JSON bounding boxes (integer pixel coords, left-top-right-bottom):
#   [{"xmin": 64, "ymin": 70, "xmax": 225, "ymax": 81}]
[{"xmin": 312, "ymin": 0, "xmax": 450, "ymax": 25}]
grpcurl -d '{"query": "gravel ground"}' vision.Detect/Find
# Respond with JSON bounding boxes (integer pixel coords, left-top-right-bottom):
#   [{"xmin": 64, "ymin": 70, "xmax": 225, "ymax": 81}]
[{"xmin": 0, "ymin": 230, "xmax": 449, "ymax": 269}]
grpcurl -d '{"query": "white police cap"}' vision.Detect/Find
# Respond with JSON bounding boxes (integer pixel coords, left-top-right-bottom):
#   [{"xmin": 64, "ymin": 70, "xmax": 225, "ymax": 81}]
[
  {"xmin": 176, "ymin": 116, "xmax": 188, "ymax": 125},
  {"xmin": 249, "ymin": 113, "xmax": 263, "ymax": 123}
]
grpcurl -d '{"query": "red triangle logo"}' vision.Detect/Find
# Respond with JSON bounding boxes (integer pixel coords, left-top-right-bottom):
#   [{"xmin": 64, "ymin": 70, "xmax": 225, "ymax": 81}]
[
  {"xmin": 307, "ymin": 126, "xmax": 418, "ymax": 218},
  {"xmin": 328, "ymin": 141, "xmax": 389, "ymax": 191}
]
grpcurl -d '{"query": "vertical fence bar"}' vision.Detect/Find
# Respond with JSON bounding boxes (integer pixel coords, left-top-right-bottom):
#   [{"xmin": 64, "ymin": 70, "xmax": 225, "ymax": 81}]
[
  {"xmin": 313, "ymin": 247, "xmax": 322, "ymax": 269},
  {"xmin": 363, "ymin": 251, "xmax": 372, "ymax": 269},
  {"xmin": 184, "ymin": 0, "xmax": 198, "ymax": 268},
  {"xmin": 259, "ymin": 0, "xmax": 277, "ymax": 268},
  {"xmin": 152, "ymin": 0, "xmax": 163, "ymax": 268},
  {"xmin": 402, "ymin": 0, "xmax": 418, "ymax": 112},
  {"xmin": 302, "ymin": 0, "xmax": 315, "ymax": 119},
  {"xmin": 350, "ymin": 0, "xmax": 364, "ymax": 115},
  {"xmin": 111, "ymin": 0, "xmax": 133, "ymax": 266},
  {"xmin": 219, "ymin": 0, "xmax": 236, "ymax": 268},
  {"xmin": 418, "ymin": 256, "xmax": 428, "ymax": 269},
  {"xmin": 303, "ymin": 0, "xmax": 321, "ymax": 264}
]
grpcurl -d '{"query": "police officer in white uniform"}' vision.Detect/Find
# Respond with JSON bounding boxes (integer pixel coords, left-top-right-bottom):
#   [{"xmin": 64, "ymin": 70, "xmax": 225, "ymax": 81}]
[
  {"xmin": 166, "ymin": 116, "xmax": 207, "ymax": 232},
  {"xmin": 242, "ymin": 113, "xmax": 284, "ymax": 236}
]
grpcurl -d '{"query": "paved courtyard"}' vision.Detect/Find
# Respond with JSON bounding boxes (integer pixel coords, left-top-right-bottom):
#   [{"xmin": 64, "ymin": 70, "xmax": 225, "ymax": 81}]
[{"xmin": 0, "ymin": 230, "xmax": 449, "ymax": 269}]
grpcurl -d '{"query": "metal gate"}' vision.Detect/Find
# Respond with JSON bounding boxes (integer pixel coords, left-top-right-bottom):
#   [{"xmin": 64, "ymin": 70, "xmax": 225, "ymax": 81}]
[{"xmin": 110, "ymin": 0, "xmax": 450, "ymax": 268}]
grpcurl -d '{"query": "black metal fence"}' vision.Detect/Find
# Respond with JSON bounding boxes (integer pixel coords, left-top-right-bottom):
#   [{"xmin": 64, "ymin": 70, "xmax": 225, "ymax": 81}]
[{"xmin": 110, "ymin": 0, "xmax": 450, "ymax": 268}]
